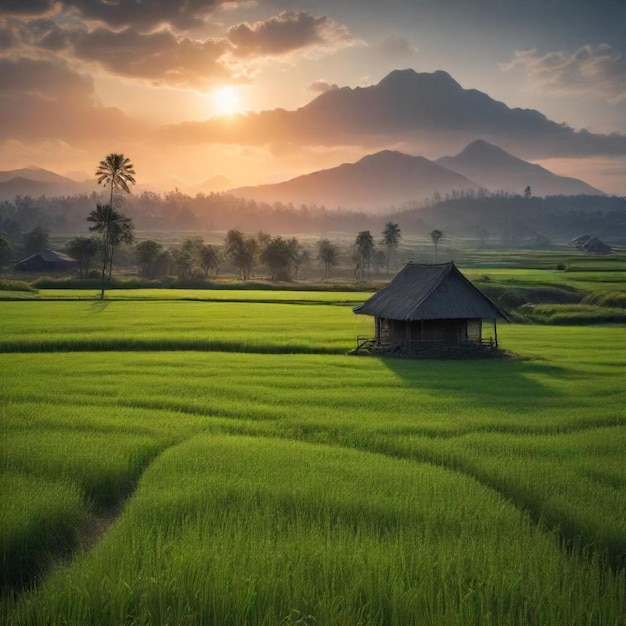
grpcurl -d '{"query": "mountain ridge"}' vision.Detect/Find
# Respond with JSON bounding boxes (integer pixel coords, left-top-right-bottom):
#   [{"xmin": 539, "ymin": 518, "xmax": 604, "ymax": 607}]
[
  {"xmin": 229, "ymin": 150, "xmax": 480, "ymax": 210},
  {"xmin": 229, "ymin": 142, "xmax": 604, "ymax": 210}
]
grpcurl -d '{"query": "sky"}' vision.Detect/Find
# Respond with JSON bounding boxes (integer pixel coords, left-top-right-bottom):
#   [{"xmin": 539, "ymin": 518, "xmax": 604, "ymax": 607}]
[{"xmin": 1, "ymin": 0, "xmax": 625, "ymax": 195}]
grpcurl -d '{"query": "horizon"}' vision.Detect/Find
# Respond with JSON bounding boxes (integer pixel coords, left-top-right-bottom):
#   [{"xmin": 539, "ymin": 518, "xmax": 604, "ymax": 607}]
[{"xmin": 1, "ymin": 1, "xmax": 625, "ymax": 195}]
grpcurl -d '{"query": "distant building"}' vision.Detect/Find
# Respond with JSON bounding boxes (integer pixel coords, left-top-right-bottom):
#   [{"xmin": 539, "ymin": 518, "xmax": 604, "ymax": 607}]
[
  {"xmin": 354, "ymin": 262, "xmax": 510, "ymax": 355},
  {"xmin": 570, "ymin": 235, "xmax": 611, "ymax": 255},
  {"xmin": 15, "ymin": 248, "xmax": 78, "ymax": 272}
]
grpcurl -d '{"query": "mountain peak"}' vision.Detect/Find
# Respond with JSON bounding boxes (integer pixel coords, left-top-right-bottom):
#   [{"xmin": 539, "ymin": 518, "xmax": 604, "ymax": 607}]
[
  {"xmin": 377, "ymin": 68, "xmax": 459, "ymax": 89},
  {"xmin": 455, "ymin": 139, "xmax": 518, "ymax": 164},
  {"xmin": 437, "ymin": 140, "xmax": 604, "ymax": 196},
  {"xmin": 230, "ymin": 149, "xmax": 479, "ymax": 211}
]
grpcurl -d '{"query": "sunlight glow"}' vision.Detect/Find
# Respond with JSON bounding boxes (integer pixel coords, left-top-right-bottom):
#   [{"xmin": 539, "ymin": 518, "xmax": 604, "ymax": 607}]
[{"xmin": 213, "ymin": 85, "xmax": 241, "ymax": 116}]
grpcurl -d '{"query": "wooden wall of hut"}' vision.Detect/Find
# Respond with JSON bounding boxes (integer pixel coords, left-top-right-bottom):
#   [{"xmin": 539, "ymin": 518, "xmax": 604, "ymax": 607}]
[{"xmin": 375, "ymin": 318, "xmax": 484, "ymax": 347}]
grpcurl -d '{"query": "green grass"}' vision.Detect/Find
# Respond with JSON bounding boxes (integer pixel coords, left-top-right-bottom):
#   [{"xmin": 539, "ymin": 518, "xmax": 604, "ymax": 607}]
[
  {"xmin": 7, "ymin": 435, "xmax": 625, "ymax": 626},
  {"xmin": 36, "ymin": 288, "xmax": 372, "ymax": 303},
  {"xmin": 0, "ymin": 300, "xmax": 368, "ymax": 353},
  {"xmin": 1, "ymin": 295, "xmax": 625, "ymax": 624},
  {"xmin": 520, "ymin": 304, "xmax": 626, "ymax": 324},
  {"xmin": 465, "ymin": 267, "xmax": 626, "ymax": 294},
  {"xmin": 1, "ymin": 473, "xmax": 84, "ymax": 590}
]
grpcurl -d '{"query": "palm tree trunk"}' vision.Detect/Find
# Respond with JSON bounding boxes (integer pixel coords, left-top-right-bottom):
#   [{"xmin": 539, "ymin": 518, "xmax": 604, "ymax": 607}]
[{"xmin": 99, "ymin": 185, "xmax": 115, "ymax": 299}]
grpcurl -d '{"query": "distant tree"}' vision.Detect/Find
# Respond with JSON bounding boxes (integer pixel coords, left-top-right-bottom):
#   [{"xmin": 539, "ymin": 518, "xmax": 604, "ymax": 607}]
[
  {"xmin": 93, "ymin": 153, "xmax": 136, "ymax": 298},
  {"xmin": 225, "ymin": 229, "xmax": 257, "ymax": 280},
  {"xmin": 0, "ymin": 232, "xmax": 13, "ymax": 271},
  {"xmin": 524, "ymin": 185, "xmax": 532, "ymax": 199},
  {"xmin": 430, "ymin": 229, "xmax": 443, "ymax": 261},
  {"xmin": 373, "ymin": 248, "xmax": 386, "ymax": 273},
  {"xmin": 171, "ymin": 245, "xmax": 194, "ymax": 281},
  {"xmin": 21, "ymin": 226, "xmax": 49, "ymax": 257},
  {"xmin": 198, "ymin": 243, "xmax": 220, "ymax": 278},
  {"xmin": 135, "ymin": 239, "xmax": 163, "ymax": 278},
  {"xmin": 293, "ymin": 247, "xmax": 310, "ymax": 278},
  {"xmin": 66, "ymin": 236, "xmax": 99, "ymax": 278},
  {"xmin": 381, "ymin": 222, "xmax": 401, "ymax": 274},
  {"xmin": 355, "ymin": 230, "xmax": 375, "ymax": 281},
  {"xmin": 260, "ymin": 236, "xmax": 298, "ymax": 281},
  {"xmin": 317, "ymin": 239, "xmax": 339, "ymax": 279},
  {"xmin": 257, "ymin": 230, "xmax": 271, "ymax": 247}
]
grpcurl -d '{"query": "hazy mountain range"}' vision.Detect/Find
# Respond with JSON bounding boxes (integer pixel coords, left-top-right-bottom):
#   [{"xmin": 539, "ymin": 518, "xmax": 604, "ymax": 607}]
[
  {"xmin": 0, "ymin": 140, "xmax": 604, "ymax": 208},
  {"xmin": 230, "ymin": 140, "xmax": 603, "ymax": 210},
  {"xmin": 0, "ymin": 168, "xmax": 235, "ymax": 201},
  {"xmin": 0, "ymin": 167, "xmax": 93, "ymax": 200}
]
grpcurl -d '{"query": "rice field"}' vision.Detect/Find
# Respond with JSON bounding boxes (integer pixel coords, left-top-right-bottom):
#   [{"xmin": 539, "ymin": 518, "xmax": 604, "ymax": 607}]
[{"xmin": 1, "ymin": 291, "xmax": 625, "ymax": 625}]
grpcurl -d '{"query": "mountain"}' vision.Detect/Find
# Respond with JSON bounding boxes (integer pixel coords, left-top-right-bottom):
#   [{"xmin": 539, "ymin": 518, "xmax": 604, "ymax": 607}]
[
  {"xmin": 0, "ymin": 167, "xmax": 92, "ymax": 200},
  {"xmin": 229, "ymin": 150, "xmax": 480, "ymax": 210},
  {"xmin": 437, "ymin": 140, "xmax": 604, "ymax": 196},
  {"xmin": 188, "ymin": 175, "xmax": 235, "ymax": 195},
  {"xmin": 162, "ymin": 69, "xmax": 626, "ymax": 161},
  {"xmin": 0, "ymin": 166, "xmax": 76, "ymax": 185}
]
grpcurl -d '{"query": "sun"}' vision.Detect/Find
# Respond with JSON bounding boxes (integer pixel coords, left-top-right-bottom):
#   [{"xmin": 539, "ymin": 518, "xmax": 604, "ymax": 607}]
[{"xmin": 213, "ymin": 85, "xmax": 240, "ymax": 116}]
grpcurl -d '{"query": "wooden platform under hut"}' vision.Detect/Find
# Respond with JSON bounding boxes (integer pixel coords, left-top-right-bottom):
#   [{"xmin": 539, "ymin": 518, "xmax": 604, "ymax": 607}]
[{"xmin": 353, "ymin": 262, "xmax": 510, "ymax": 358}]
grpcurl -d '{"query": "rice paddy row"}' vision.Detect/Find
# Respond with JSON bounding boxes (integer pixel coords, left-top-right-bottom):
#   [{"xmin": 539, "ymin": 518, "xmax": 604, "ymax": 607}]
[{"xmin": 1, "ymin": 296, "xmax": 625, "ymax": 624}]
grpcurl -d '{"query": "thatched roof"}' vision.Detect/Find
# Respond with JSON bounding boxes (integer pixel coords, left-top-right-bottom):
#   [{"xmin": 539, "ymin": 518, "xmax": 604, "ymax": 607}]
[
  {"xmin": 15, "ymin": 248, "xmax": 77, "ymax": 269},
  {"xmin": 354, "ymin": 262, "xmax": 510, "ymax": 321}
]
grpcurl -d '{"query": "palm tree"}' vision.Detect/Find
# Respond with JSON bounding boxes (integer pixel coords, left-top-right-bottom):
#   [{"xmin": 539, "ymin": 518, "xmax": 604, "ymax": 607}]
[
  {"xmin": 94, "ymin": 154, "xmax": 136, "ymax": 298},
  {"xmin": 381, "ymin": 222, "xmax": 401, "ymax": 274},
  {"xmin": 96, "ymin": 153, "xmax": 136, "ymax": 209},
  {"xmin": 430, "ymin": 229, "xmax": 443, "ymax": 261}
]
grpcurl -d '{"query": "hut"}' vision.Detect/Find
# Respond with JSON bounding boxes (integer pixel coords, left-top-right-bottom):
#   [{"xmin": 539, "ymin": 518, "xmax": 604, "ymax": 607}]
[
  {"xmin": 570, "ymin": 235, "xmax": 611, "ymax": 255},
  {"xmin": 353, "ymin": 262, "xmax": 510, "ymax": 354},
  {"xmin": 15, "ymin": 248, "xmax": 78, "ymax": 272}
]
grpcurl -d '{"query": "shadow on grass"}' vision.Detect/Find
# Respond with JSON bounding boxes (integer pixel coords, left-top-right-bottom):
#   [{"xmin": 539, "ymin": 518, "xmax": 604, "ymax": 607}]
[
  {"xmin": 378, "ymin": 355, "xmax": 568, "ymax": 407},
  {"xmin": 90, "ymin": 300, "xmax": 110, "ymax": 312}
]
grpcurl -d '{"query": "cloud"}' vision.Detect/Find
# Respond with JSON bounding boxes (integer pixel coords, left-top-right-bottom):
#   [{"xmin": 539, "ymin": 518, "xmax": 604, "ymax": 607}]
[
  {"xmin": 69, "ymin": 27, "xmax": 232, "ymax": 86},
  {"xmin": 2, "ymin": 5, "xmax": 355, "ymax": 88},
  {"xmin": 307, "ymin": 80, "xmax": 339, "ymax": 94},
  {"xmin": 0, "ymin": 22, "xmax": 18, "ymax": 50},
  {"xmin": 502, "ymin": 45, "xmax": 626, "ymax": 104},
  {"xmin": 0, "ymin": 57, "xmax": 145, "ymax": 144},
  {"xmin": 66, "ymin": 0, "xmax": 239, "ymax": 32},
  {"xmin": 12, "ymin": 18, "xmax": 70, "ymax": 51},
  {"xmin": 0, "ymin": 0, "xmax": 244, "ymax": 32},
  {"xmin": 226, "ymin": 11, "xmax": 356, "ymax": 58},
  {"xmin": 0, "ymin": 0, "xmax": 56, "ymax": 18},
  {"xmin": 379, "ymin": 36, "xmax": 418, "ymax": 59}
]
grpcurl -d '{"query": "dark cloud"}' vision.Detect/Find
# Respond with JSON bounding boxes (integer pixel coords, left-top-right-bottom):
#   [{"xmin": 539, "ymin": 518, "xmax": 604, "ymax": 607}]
[
  {"xmin": 503, "ymin": 45, "xmax": 626, "ymax": 103},
  {"xmin": 2, "ymin": 5, "xmax": 355, "ymax": 86},
  {"xmin": 70, "ymin": 27, "xmax": 231, "ymax": 86},
  {"xmin": 14, "ymin": 18, "xmax": 70, "ymax": 51},
  {"xmin": 0, "ymin": 57, "xmax": 143, "ymax": 143},
  {"xmin": 0, "ymin": 1, "xmax": 241, "ymax": 31},
  {"xmin": 227, "ymin": 11, "xmax": 355, "ymax": 58},
  {"xmin": 0, "ymin": 23, "xmax": 18, "ymax": 50},
  {"xmin": 0, "ymin": 0, "xmax": 55, "ymax": 17}
]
